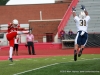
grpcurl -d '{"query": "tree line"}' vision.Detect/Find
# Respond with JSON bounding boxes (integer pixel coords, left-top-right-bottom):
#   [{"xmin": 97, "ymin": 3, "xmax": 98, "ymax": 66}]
[{"xmin": 0, "ymin": 0, "xmax": 9, "ymax": 5}]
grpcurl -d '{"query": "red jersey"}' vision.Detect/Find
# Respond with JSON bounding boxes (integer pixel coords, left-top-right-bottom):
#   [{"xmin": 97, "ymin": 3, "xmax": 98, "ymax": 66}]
[{"xmin": 7, "ymin": 23, "xmax": 20, "ymax": 33}]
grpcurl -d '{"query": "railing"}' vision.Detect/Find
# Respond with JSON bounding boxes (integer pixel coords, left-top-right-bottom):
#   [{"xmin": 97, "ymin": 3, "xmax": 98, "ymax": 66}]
[{"xmin": 58, "ymin": 0, "xmax": 79, "ymax": 37}]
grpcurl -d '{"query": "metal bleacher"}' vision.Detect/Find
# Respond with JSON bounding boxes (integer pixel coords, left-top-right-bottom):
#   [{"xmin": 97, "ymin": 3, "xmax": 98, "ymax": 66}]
[
  {"xmin": 62, "ymin": 0, "xmax": 100, "ymax": 48},
  {"xmin": 64, "ymin": 0, "xmax": 100, "ymax": 33}
]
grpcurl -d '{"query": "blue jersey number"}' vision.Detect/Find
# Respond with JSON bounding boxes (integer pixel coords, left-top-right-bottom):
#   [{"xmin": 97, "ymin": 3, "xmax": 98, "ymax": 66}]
[{"xmin": 80, "ymin": 20, "xmax": 86, "ymax": 26}]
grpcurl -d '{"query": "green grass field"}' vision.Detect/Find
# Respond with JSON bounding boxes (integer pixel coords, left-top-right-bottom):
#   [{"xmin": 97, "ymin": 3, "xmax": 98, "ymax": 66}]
[{"xmin": 0, "ymin": 54, "xmax": 100, "ymax": 75}]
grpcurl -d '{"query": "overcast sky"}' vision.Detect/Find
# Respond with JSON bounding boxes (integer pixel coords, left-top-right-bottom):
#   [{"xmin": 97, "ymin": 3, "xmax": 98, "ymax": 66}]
[{"xmin": 6, "ymin": 0, "xmax": 55, "ymax": 5}]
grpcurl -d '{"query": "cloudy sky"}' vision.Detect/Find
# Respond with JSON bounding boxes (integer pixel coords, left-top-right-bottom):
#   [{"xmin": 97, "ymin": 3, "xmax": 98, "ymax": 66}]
[{"xmin": 6, "ymin": 0, "xmax": 55, "ymax": 5}]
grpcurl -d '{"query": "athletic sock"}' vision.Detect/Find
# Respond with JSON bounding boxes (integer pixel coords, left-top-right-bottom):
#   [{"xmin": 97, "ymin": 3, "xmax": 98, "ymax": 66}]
[
  {"xmin": 81, "ymin": 48, "xmax": 84, "ymax": 51},
  {"xmin": 9, "ymin": 47, "xmax": 13, "ymax": 58}
]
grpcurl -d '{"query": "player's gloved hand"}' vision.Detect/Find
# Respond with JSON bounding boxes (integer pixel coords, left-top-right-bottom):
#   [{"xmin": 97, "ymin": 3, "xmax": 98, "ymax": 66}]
[
  {"xmin": 81, "ymin": 5, "xmax": 86, "ymax": 10},
  {"xmin": 72, "ymin": 7, "xmax": 76, "ymax": 12}
]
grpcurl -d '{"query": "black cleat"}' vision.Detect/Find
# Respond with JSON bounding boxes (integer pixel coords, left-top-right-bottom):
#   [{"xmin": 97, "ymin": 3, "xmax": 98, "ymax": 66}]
[
  {"xmin": 9, "ymin": 58, "xmax": 13, "ymax": 62},
  {"xmin": 74, "ymin": 50, "xmax": 77, "ymax": 61},
  {"xmin": 78, "ymin": 50, "xmax": 83, "ymax": 57}
]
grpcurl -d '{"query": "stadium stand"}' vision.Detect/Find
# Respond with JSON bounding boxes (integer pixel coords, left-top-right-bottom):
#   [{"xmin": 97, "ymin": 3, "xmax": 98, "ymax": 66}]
[
  {"xmin": 62, "ymin": 0, "xmax": 100, "ymax": 48},
  {"xmin": 65, "ymin": 0, "xmax": 100, "ymax": 33}
]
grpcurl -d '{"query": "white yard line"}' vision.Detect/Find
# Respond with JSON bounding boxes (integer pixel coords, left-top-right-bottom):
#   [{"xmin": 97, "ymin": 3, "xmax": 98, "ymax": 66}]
[
  {"xmin": 62, "ymin": 58, "xmax": 67, "ymax": 59},
  {"xmin": 9, "ymin": 63, "xmax": 15, "ymax": 66},
  {"xmin": 13, "ymin": 63, "xmax": 59, "ymax": 75},
  {"xmin": 33, "ymin": 60, "xmax": 38, "ymax": 61},
  {"xmin": 15, "ymin": 60, "xmax": 20, "ymax": 61},
  {"xmin": 81, "ymin": 58, "xmax": 85, "ymax": 59},
  {"xmin": 52, "ymin": 59, "xmax": 56, "ymax": 60},
  {"xmin": 13, "ymin": 58, "xmax": 100, "ymax": 75},
  {"xmin": 27, "ymin": 59, "xmax": 32, "ymax": 60}
]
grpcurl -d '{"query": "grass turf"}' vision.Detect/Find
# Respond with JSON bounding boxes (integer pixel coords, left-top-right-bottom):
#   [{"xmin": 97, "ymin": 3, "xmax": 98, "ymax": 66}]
[{"xmin": 0, "ymin": 54, "xmax": 100, "ymax": 75}]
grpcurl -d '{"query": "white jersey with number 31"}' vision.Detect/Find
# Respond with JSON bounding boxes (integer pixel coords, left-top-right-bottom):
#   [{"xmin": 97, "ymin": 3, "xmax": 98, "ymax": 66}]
[{"xmin": 74, "ymin": 16, "xmax": 90, "ymax": 32}]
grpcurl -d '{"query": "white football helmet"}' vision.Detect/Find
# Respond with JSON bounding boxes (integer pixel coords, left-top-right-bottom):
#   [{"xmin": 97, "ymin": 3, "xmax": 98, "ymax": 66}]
[
  {"xmin": 12, "ymin": 19, "xmax": 18, "ymax": 25},
  {"xmin": 79, "ymin": 11, "xmax": 86, "ymax": 19}
]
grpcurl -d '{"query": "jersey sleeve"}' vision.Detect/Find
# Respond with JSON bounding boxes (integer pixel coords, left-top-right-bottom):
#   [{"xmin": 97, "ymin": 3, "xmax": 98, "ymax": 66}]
[
  {"xmin": 74, "ymin": 16, "xmax": 79, "ymax": 22},
  {"xmin": 86, "ymin": 16, "xmax": 90, "ymax": 22}
]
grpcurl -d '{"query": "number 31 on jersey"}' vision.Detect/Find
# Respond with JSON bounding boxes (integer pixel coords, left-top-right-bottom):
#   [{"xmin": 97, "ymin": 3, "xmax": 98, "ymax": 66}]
[{"xmin": 80, "ymin": 20, "xmax": 86, "ymax": 26}]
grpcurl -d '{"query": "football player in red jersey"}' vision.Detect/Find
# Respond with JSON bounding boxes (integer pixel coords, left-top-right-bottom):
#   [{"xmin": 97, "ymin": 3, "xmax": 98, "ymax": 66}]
[{"xmin": 6, "ymin": 19, "xmax": 29, "ymax": 62}]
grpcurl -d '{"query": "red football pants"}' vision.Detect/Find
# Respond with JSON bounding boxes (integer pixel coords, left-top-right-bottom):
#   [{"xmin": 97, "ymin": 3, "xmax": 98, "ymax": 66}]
[{"xmin": 6, "ymin": 32, "xmax": 17, "ymax": 47}]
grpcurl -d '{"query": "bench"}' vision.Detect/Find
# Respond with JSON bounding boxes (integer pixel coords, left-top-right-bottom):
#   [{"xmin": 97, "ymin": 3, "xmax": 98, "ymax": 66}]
[{"xmin": 62, "ymin": 39, "xmax": 74, "ymax": 49}]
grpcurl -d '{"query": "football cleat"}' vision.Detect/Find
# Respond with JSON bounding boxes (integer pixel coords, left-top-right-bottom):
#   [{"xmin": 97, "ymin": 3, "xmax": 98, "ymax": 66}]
[
  {"xmin": 74, "ymin": 50, "xmax": 77, "ymax": 61},
  {"xmin": 9, "ymin": 58, "xmax": 13, "ymax": 62},
  {"xmin": 78, "ymin": 49, "xmax": 83, "ymax": 57}
]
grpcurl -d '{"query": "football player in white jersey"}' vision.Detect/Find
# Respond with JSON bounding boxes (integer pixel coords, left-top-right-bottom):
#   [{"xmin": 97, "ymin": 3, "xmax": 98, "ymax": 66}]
[{"xmin": 72, "ymin": 5, "xmax": 90, "ymax": 61}]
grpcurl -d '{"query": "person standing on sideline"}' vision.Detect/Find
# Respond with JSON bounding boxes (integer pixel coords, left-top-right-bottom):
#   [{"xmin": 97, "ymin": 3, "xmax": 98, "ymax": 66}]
[
  {"xmin": 13, "ymin": 35, "xmax": 19, "ymax": 56},
  {"xmin": 26, "ymin": 30, "xmax": 35, "ymax": 55},
  {"xmin": 72, "ymin": 5, "xmax": 90, "ymax": 61}
]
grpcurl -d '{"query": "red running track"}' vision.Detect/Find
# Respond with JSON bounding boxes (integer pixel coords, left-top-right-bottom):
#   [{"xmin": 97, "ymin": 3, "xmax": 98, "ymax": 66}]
[{"xmin": 0, "ymin": 43, "xmax": 100, "ymax": 61}]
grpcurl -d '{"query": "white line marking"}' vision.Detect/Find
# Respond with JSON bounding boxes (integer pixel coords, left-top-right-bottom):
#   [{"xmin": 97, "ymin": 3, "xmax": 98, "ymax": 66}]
[
  {"xmin": 52, "ymin": 59, "xmax": 56, "ymax": 60},
  {"xmin": 13, "ymin": 58, "xmax": 100, "ymax": 75},
  {"xmin": 33, "ymin": 60, "xmax": 38, "ymax": 61},
  {"xmin": 13, "ymin": 63, "xmax": 59, "ymax": 75},
  {"xmin": 27, "ymin": 59, "xmax": 32, "ymax": 60},
  {"xmin": 93, "ymin": 58, "xmax": 100, "ymax": 59},
  {"xmin": 85, "ymin": 59, "xmax": 92, "ymax": 60},
  {"xmin": 9, "ymin": 63, "xmax": 15, "ymax": 65},
  {"xmin": 15, "ymin": 60, "xmax": 20, "ymax": 61},
  {"xmin": 68, "ymin": 61, "xmax": 73, "ymax": 62},
  {"xmin": 45, "ymin": 58, "xmax": 49, "ymax": 60},
  {"xmin": 81, "ymin": 58, "xmax": 85, "ymax": 59},
  {"xmin": 71, "ymin": 59, "xmax": 74, "ymax": 60},
  {"xmin": 62, "ymin": 58, "xmax": 67, "ymax": 59}
]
